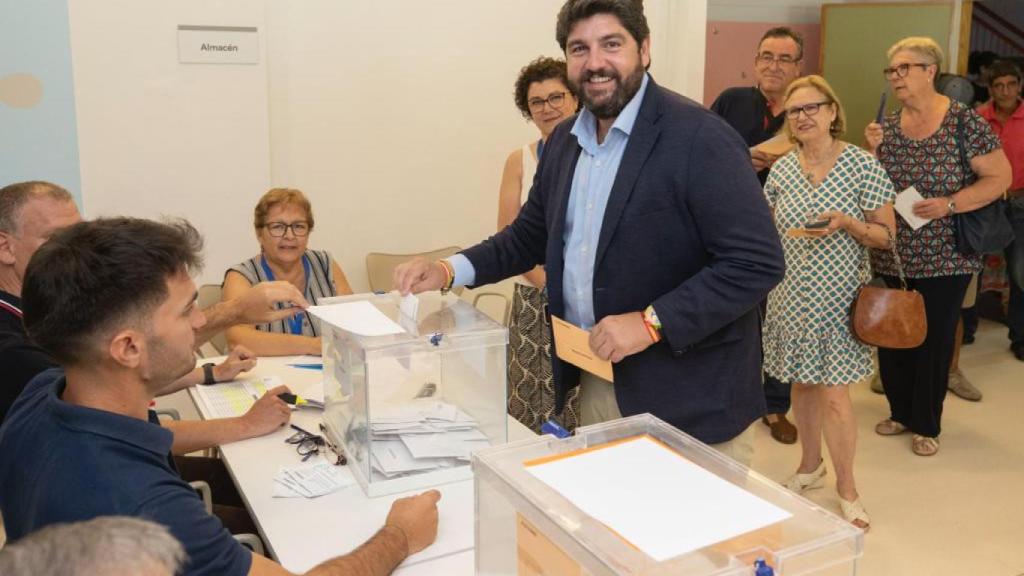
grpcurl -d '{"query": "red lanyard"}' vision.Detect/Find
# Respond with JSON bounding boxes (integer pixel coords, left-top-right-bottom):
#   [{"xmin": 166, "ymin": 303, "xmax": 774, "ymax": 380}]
[{"xmin": 0, "ymin": 297, "xmax": 22, "ymax": 319}]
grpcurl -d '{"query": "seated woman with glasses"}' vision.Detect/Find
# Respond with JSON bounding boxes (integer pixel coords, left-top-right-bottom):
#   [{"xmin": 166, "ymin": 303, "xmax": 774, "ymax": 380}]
[
  {"xmin": 763, "ymin": 75, "xmax": 897, "ymax": 531},
  {"xmin": 222, "ymin": 188, "xmax": 353, "ymax": 356},
  {"xmin": 497, "ymin": 56, "xmax": 580, "ymax": 433}
]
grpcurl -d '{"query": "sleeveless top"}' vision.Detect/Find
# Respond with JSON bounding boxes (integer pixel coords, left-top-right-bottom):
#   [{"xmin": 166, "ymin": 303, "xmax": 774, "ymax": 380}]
[
  {"xmin": 517, "ymin": 140, "xmax": 543, "ymax": 286},
  {"xmin": 520, "ymin": 142, "xmax": 538, "ymax": 204},
  {"xmin": 226, "ymin": 249, "xmax": 336, "ymax": 336}
]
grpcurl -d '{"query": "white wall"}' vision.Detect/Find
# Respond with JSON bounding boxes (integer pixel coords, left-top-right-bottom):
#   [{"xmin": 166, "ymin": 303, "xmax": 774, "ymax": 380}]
[
  {"xmin": 69, "ymin": 0, "xmax": 271, "ymax": 286},
  {"xmin": 69, "ymin": 0, "xmax": 707, "ymax": 291}
]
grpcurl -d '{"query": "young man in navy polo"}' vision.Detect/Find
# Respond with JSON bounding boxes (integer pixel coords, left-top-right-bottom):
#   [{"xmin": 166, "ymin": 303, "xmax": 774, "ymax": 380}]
[{"xmin": 0, "ymin": 217, "xmax": 441, "ymax": 576}]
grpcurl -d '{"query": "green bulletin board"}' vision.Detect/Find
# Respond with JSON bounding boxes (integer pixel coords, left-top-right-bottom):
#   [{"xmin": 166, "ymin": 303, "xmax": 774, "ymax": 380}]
[{"xmin": 820, "ymin": 2, "xmax": 954, "ymax": 141}]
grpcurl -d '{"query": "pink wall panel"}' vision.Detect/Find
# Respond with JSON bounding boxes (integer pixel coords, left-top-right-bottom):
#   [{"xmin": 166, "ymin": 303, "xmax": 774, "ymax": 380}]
[{"xmin": 703, "ymin": 21, "xmax": 821, "ymax": 106}]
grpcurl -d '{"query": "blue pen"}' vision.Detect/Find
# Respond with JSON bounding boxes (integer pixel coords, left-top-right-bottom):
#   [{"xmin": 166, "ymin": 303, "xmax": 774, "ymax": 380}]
[
  {"xmin": 288, "ymin": 363, "xmax": 323, "ymax": 370},
  {"xmin": 875, "ymin": 91, "xmax": 888, "ymax": 125}
]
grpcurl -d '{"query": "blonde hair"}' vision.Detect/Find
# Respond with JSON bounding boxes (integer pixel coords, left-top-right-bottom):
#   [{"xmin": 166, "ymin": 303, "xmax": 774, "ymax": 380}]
[
  {"xmin": 782, "ymin": 75, "xmax": 846, "ymax": 142},
  {"xmin": 253, "ymin": 188, "xmax": 314, "ymax": 230},
  {"xmin": 887, "ymin": 36, "xmax": 944, "ymax": 68}
]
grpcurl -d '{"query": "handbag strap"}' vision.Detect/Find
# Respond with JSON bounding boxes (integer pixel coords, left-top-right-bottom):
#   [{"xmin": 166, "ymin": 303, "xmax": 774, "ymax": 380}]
[
  {"xmin": 883, "ymin": 225, "xmax": 909, "ymax": 290},
  {"xmin": 954, "ymin": 106, "xmax": 975, "ymax": 190}
]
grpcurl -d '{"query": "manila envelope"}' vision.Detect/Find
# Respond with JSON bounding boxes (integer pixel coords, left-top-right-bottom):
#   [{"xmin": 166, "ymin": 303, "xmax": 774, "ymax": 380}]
[
  {"xmin": 784, "ymin": 227, "xmax": 828, "ymax": 239},
  {"xmin": 551, "ymin": 316, "xmax": 614, "ymax": 382},
  {"xmin": 752, "ymin": 133, "xmax": 795, "ymax": 157}
]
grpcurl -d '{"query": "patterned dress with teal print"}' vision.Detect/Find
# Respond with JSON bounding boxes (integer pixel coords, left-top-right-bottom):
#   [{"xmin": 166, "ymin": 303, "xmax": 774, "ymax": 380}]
[{"xmin": 763, "ymin": 144, "xmax": 896, "ymax": 386}]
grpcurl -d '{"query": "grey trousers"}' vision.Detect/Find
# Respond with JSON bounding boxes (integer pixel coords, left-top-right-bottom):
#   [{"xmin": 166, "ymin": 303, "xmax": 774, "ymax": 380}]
[{"xmin": 576, "ymin": 371, "xmax": 756, "ymax": 468}]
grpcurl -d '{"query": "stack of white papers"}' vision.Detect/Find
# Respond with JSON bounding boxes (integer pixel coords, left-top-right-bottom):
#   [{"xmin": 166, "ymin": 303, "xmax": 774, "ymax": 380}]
[
  {"xmin": 368, "ymin": 399, "xmax": 491, "ymax": 479},
  {"xmin": 273, "ymin": 461, "xmax": 355, "ymax": 498}
]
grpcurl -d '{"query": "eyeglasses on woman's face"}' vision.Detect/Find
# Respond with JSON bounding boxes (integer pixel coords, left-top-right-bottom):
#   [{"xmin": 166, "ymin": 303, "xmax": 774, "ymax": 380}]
[
  {"xmin": 264, "ymin": 221, "xmax": 310, "ymax": 238},
  {"xmin": 527, "ymin": 91, "xmax": 568, "ymax": 113},
  {"xmin": 882, "ymin": 62, "xmax": 931, "ymax": 79},
  {"xmin": 785, "ymin": 101, "xmax": 831, "ymax": 119}
]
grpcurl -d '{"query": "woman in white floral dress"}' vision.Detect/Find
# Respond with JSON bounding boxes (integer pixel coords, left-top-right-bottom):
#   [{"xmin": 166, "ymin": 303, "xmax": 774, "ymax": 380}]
[{"xmin": 763, "ymin": 76, "xmax": 896, "ymax": 530}]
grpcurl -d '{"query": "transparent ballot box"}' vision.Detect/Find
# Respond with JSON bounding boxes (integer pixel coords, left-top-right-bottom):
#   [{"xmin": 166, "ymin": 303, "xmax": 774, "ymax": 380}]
[
  {"xmin": 473, "ymin": 414, "xmax": 863, "ymax": 575},
  {"xmin": 312, "ymin": 292, "xmax": 508, "ymax": 497}
]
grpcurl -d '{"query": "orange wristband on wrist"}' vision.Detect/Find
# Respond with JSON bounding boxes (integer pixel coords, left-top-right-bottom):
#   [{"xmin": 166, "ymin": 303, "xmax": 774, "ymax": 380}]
[
  {"xmin": 642, "ymin": 306, "xmax": 662, "ymax": 343},
  {"xmin": 437, "ymin": 260, "xmax": 455, "ymax": 294},
  {"xmin": 643, "ymin": 320, "xmax": 661, "ymax": 343}
]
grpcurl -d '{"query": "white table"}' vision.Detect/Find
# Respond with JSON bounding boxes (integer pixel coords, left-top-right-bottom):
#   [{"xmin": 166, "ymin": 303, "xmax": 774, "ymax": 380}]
[{"xmin": 188, "ymin": 356, "xmax": 534, "ymax": 574}]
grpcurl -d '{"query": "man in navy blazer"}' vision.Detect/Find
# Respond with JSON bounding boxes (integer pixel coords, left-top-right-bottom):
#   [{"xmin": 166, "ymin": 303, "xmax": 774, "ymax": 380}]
[{"xmin": 396, "ymin": 0, "xmax": 784, "ymax": 462}]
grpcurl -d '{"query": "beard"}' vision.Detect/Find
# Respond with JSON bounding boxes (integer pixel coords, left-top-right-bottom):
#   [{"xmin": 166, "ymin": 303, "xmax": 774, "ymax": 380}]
[
  {"xmin": 143, "ymin": 333, "xmax": 197, "ymax": 388},
  {"xmin": 570, "ymin": 62, "xmax": 646, "ymax": 120}
]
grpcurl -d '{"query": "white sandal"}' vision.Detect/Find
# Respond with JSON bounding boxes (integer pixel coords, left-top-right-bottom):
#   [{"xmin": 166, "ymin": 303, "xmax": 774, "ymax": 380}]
[
  {"xmin": 840, "ymin": 497, "xmax": 871, "ymax": 531},
  {"xmin": 782, "ymin": 459, "xmax": 827, "ymax": 493}
]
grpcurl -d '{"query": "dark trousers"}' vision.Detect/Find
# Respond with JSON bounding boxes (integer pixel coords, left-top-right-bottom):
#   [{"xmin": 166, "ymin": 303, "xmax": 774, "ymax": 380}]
[
  {"xmin": 961, "ymin": 306, "xmax": 978, "ymax": 339},
  {"xmin": 1006, "ymin": 198, "xmax": 1024, "ymax": 345},
  {"xmin": 878, "ymin": 274, "xmax": 971, "ymax": 438},
  {"xmin": 759, "ymin": 300, "xmax": 791, "ymax": 414},
  {"xmin": 764, "ymin": 374, "xmax": 792, "ymax": 414},
  {"xmin": 174, "ymin": 455, "xmax": 260, "ymax": 539}
]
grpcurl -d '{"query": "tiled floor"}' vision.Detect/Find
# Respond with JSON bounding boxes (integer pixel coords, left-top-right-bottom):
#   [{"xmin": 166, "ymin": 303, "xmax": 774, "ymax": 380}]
[{"xmin": 750, "ymin": 319, "xmax": 1024, "ymax": 575}]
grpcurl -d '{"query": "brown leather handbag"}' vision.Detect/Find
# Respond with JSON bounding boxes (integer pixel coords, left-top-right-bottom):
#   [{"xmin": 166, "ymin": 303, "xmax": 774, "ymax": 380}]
[{"xmin": 850, "ymin": 231, "xmax": 927, "ymax": 349}]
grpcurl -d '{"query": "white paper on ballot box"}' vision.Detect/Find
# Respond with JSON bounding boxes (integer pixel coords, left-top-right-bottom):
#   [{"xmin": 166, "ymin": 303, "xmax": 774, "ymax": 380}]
[
  {"xmin": 526, "ymin": 435, "xmax": 792, "ymax": 562},
  {"xmin": 308, "ymin": 300, "xmax": 406, "ymax": 336}
]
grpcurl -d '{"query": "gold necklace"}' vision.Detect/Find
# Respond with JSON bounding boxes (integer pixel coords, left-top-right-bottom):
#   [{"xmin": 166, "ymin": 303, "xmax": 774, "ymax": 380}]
[{"xmin": 800, "ymin": 140, "xmax": 839, "ymax": 185}]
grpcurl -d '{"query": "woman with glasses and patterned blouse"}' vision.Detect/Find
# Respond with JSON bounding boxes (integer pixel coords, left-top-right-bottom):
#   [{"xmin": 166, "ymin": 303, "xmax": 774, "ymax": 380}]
[
  {"xmin": 864, "ymin": 37, "xmax": 1010, "ymax": 457},
  {"xmin": 497, "ymin": 57, "xmax": 579, "ymax": 433},
  {"xmin": 222, "ymin": 188, "xmax": 353, "ymax": 356},
  {"xmin": 764, "ymin": 75, "xmax": 896, "ymax": 531}
]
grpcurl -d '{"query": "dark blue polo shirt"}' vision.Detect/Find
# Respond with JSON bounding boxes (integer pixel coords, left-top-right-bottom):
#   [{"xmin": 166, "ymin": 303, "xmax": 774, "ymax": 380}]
[
  {"xmin": 0, "ymin": 290, "xmax": 58, "ymax": 424},
  {"xmin": 0, "ymin": 369, "xmax": 252, "ymax": 576},
  {"xmin": 709, "ymin": 86, "xmax": 786, "ymax": 184}
]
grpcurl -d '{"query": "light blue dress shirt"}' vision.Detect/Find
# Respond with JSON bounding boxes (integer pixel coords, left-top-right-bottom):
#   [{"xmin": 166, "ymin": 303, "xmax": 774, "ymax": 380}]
[{"xmin": 449, "ymin": 74, "xmax": 650, "ymax": 329}]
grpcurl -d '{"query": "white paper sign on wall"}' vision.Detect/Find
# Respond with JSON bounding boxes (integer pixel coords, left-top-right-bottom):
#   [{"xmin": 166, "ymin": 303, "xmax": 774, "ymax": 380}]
[{"xmin": 178, "ymin": 25, "xmax": 258, "ymax": 64}]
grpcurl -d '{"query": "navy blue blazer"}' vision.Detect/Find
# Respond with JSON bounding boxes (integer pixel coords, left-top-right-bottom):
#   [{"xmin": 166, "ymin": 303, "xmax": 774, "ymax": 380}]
[{"xmin": 463, "ymin": 79, "xmax": 785, "ymax": 443}]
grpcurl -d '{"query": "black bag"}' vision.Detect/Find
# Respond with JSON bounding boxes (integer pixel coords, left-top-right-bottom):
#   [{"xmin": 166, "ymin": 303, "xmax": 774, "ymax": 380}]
[{"xmin": 952, "ymin": 109, "xmax": 1014, "ymax": 256}]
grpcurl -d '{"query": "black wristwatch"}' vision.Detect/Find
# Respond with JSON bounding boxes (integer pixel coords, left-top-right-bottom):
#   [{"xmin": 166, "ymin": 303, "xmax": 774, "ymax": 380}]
[{"xmin": 201, "ymin": 362, "xmax": 217, "ymax": 385}]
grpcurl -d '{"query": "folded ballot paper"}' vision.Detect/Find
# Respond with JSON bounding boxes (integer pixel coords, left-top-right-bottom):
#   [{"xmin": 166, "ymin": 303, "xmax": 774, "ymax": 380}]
[
  {"xmin": 273, "ymin": 461, "xmax": 356, "ymax": 498},
  {"xmin": 368, "ymin": 398, "xmax": 491, "ymax": 479}
]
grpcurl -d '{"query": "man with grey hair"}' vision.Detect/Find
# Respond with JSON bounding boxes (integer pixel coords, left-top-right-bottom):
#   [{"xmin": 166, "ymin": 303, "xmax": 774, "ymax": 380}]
[
  {"xmin": 0, "ymin": 181, "xmax": 310, "ymax": 422},
  {"xmin": 0, "ymin": 181, "xmax": 82, "ymax": 421},
  {"xmin": 0, "ymin": 180, "xmax": 319, "ymax": 542},
  {"xmin": 0, "ymin": 516, "xmax": 186, "ymax": 576},
  {"xmin": 1, "ymin": 217, "xmax": 441, "ymax": 575},
  {"xmin": 709, "ymin": 26, "xmax": 805, "ymax": 445}
]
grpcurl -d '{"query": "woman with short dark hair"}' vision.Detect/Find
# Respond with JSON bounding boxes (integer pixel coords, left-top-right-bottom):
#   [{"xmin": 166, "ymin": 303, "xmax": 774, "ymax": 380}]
[
  {"xmin": 223, "ymin": 188, "xmax": 353, "ymax": 356},
  {"xmin": 498, "ymin": 57, "xmax": 579, "ymax": 432}
]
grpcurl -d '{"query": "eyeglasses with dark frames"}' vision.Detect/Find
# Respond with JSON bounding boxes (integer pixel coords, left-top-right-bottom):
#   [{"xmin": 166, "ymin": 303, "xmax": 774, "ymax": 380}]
[
  {"xmin": 264, "ymin": 221, "xmax": 310, "ymax": 238},
  {"xmin": 756, "ymin": 53, "xmax": 800, "ymax": 67},
  {"xmin": 785, "ymin": 101, "xmax": 832, "ymax": 119},
  {"xmin": 285, "ymin": 424, "xmax": 346, "ymax": 465},
  {"xmin": 527, "ymin": 92, "xmax": 569, "ymax": 113},
  {"xmin": 882, "ymin": 63, "xmax": 931, "ymax": 79}
]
